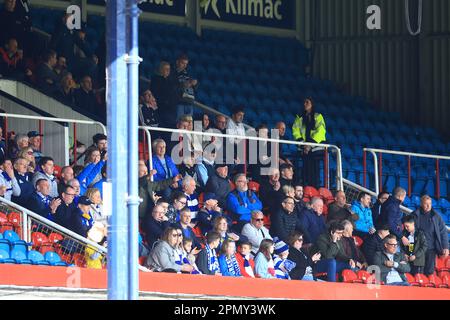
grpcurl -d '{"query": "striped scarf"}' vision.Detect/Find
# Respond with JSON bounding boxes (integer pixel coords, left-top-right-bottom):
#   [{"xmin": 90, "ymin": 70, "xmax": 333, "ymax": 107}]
[
  {"xmin": 223, "ymin": 254, "xmax": 241, "ymax": 277},
  {"xmin": 206, "ymin": 244, "xmax": 219, "ymax": 273},
  {"xmin": 239, "ymin": 253, "xmax": 255, "ymax": 278}
]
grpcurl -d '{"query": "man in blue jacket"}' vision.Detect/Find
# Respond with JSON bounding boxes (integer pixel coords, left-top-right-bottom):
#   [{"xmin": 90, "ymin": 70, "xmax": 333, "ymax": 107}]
[
  {"xmin": 226, "ymin": 173, "xmax": 262, "ymax": 233},
  {"xmin": 378, "ymin": 187, "xmax": 406, "ymax": 241},
  {"xmin": 351, "ymin": 191, "xmax": 376, "ymax": 240},
  {"xmin": 150, "ymin": 138, "xmax": 180, "ymax": 199},
  {"xmin": 299, "ymin": 197, "xmax": 327, "ymax": 246}
]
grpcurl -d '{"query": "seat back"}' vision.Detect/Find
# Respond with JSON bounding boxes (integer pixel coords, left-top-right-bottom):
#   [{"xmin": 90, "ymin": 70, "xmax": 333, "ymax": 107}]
[
  {"xmin": 0, "ymin": 239, "xmax": 10, "ymax": 252},
  {"xmin": 304, "ymin": 186, "xmax": 320, "ymax": 199},
  {"xmin": 414, "ymin": 273, "xmax": 430, "ymax": 285},
  {"xmin": 48, "ymin": 232, "xmax": 64, "ymax": 243},
  {"xmin": 28, "ymin": 250, "xmax": 45, "ymax": 263},
  {"xmin": 10, "ymin": 249, "xmax": 27, "ymax": 262},
  {"xmin": 44, "ymin": 251, "xmax": 61, "ymax": 264},
  {"xmin": 319, "ymin": 187, "xmax": 334, "ymax": 204},
  {"xmin": 31, "ymin": 232, "xmax": 49, "ymax": 247},
  {"xmin": 0, "ymin": 249, "xmax": 10, "ymax": 260},
  {"xmin": 427, "ymin": 273, "xmax": 441, "ymax": 287},
  {"xmin": 353, "ymin": 236, "xmax": 364, "ymax": 248},
  {"xmin": 248, "ymin": 181, "xmax": 260, "ymax": 193},
  {"xmin": 8, "ymin": 212, "xmax": 22, "ymax": 227},
  {"xmin": 341, "ymin": 269, "xmax": 358, "ymax": 283},
  {"xmin": 3, "ymin": 230, "xmax": 20, "ymax": 243}
]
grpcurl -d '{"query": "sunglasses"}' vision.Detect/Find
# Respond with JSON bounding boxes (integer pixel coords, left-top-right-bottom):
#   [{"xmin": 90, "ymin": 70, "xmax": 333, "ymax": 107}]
[
  {"xmin": 253, "ymin": 218, "xmax": 264, "ymax": 222},
  {"xmin": 387, "ymin": 243, "xmax": 398, "ymax": 247}
]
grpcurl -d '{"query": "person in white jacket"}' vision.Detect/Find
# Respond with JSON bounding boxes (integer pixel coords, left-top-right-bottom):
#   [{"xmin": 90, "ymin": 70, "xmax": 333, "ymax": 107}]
[
  {"xmin": 241, "ymin": 210, "xmax": 273, "ymax": 258},
  {"xmin": 0, "ymin": 159, "xmax": 21, "ymax": 201}
]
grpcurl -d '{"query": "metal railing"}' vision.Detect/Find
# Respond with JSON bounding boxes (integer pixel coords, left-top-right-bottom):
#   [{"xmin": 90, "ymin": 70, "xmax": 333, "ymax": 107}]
[
  {"xmin": 0, "ymin": 197, "xmax": 107, "ymax": 268},
  {"xmin": 0, "ymin": 113, "xmax": 106, "ymax": 166},
  {"xmin": 139, "ymin": 125, "xmax": 343, "ymax": 191},
  {"xmin": 364, "ymin": 148, "xmax": 450, "ymax": 197}
]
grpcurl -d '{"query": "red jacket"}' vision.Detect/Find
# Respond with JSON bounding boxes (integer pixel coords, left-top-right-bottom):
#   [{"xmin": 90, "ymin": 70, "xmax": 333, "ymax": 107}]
[{"xmin": 235, "ymin": 252, "xmax": 255, "ymax": 278}]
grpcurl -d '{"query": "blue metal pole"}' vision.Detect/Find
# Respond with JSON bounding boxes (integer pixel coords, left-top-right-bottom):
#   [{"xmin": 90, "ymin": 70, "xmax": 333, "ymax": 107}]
[
  {"xmin": 106, "ymin": 0, "xmax": 129, "ymax": 300},
  {"xmin": 126, "ymin": 0, "xmax": 141, "ymax": 300}
]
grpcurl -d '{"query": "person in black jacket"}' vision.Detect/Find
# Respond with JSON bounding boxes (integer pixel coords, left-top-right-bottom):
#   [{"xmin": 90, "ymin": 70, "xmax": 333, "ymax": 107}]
[
  {"xmin": 68, "ymin": 195, "xmax": 94, "ymax": 238},
  {"xmin": 362, "ymin": 224, "xmax": 390, "ymax": 266},
  {"xmin": 270, "ymin": 196, "xmax": 305, "ymax": 243},
  {"xmin": 411, "ymin": 195, "xmax": 449, "ymax": 275},
  {"xmin": 258, "ymin": 167, "xmax": 282, "ymax": 215},
  {"xmin": 205, "ymin": 164, "xmax": 231, "ymax": 209},
  {"xmin": 24, "ymin": 178, "xmax": 61, "ymax": 220},
  {"xmin": 196, "ymin": 231, "xmax": 222, "ymax": 276},
  {"xmin": 52, "ymin": 185, "xmax": 78, "ymax": 230},
  {"xmin": 287, "ymin": 231, "xmax": 321, "ymax": 281},
  {"xmin": 401, "ymin": 215, "xmax": 428, "ymax": 275},
  {"xmin": 371, "ymin": 191, "xmax": 389, "ymax": 224},
  {"xmin": 378, "ymin": 187, "xmax": 406, "ymax": 240},
  {"xmin": 143, "ymin": 203, "xmax": 170, "ymax": 250}
]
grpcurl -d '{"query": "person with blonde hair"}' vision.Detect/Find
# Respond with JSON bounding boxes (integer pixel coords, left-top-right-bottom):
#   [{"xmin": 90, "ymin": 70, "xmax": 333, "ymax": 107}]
[{"xmin": 85, "ymin": 187, "xmax": 108, "ymax": 227}]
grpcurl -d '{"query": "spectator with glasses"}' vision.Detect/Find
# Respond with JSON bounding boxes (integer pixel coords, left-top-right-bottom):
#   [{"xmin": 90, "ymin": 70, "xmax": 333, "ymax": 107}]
[
  {"xmin": 287, "ymin": 231, "xmax": 321, "ymax": 281},
  {"xmin": 166, "ymin": 191, "xmax": 188, "ymax": 223},
  {"xmin": 373, "ymin": 234, "xmax": 411, "ymax": 286},
  {"xmin": 271, "ymin": 196, "xmax": 305, "ymax": 243},
  {"xmin": 146, "ymin": 226, "xmax": 194, "ymax": 273},
  {"xmin": 241, "ymin": 210, "xmax": 273, "ymax": 257},
  {"xmin": 53, "ymin": 185, "xmax": 78, "ymax": 229},
  {"xmin": 17, "ymin": 147, "xmax": 36, "ymax": 173}
]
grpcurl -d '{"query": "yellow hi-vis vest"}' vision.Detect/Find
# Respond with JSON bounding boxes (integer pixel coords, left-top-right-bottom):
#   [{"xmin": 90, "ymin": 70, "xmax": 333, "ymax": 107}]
[{"xmin": 292, "ymin": 113, "xmax": 326, "ymax": 143}]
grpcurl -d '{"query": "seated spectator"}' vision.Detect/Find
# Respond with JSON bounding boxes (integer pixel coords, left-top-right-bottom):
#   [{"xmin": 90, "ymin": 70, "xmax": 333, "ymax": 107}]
[
  {"xmin": 32, "ymin": 156, "xmax": 58, "ymax": 198},
  {"xmin": 341, "ymin": 220, "xmax": 368, "ymax": 270},
  {"xmin": 226, "ymin": 173, "xmax": 263, "ymax": 232},
  {"xmin": 53, "ymin": 55, "xmax": 69, "ymax": 82},
  {"xmin": 372, "ymin": 191, "xmax": 390, "ymax": 224},
  {"xmin": 68, "ymin": 195, "xmax": 95, "ymax": 238},
  {"xmin": 362, "ymin": 224, "xmax": 391, "ymax": 266},
  {"xmin": 25, "ymin": 178, "xmax": 61, "ymax": 220},
  {"xmin": 0, "ymin": 38, "xmax": 31, "ymax": 80},
  {"xmin": 401, "ymin": 215, "xmax": 427, "ymax": 275},
  {"xmin": 310, "ymin": 221, "xmax": 352, "ymax": 282},
  {"xmin": 35, "ymin": 49, "xmax": 59, "ymax": 94},
  {"xmin": 235, "ymin": 241, "xmax": 255, "ymax": 278},
  {"xmin": 0, "ymin": 158, "xmax": 20, "ymax": 201},
  {"xmin": 241, "ymin": 210, "xmax": 273, "ymax": 257},
  {"xmin": 74, "ymin": 75, "xmax": 103, "ymax": 119},
  {"xmin": 27, "ymin": 131, "xmax": 43, "ymax": 163},
  {"xmin": 259, "ymin": 167, "xmax": 282, "ymax": 215},
  {"xmin": 11, "ymin": 157, "xmax": 33, "ymax": 206},
  {"xmin": 273, "ymin": 238, "xmax": 296, "ymax": 280},
  {"xmin": 138, "ymin": 169, "xmax": 181, "ymax": 221},
  {"xmin": 91, "ymin": 163, "xmax": 107, "ymax": 196},
  {"xmin": 214, "ymin": 114, "xmax": 227, "ymax": 134},
  {"xmin": 77, "ymin": 148, "xmax": 105, "ymax": 195},
  {"xmin": 143, "ymin": 204, "xmax": 170, "ymax": 250},
  {"xmin": 327, "ymin": 190, "xmax": 359, "ymax": 224},
  {"xmin": 218, "ymin": 240, "xmax": 242, "ymax": 277},
  {"xmin": 373, "ymin": 234, "xmax": 411, "ymax": 286},
  {"xmin": 195, "ymin": 145, "xmax": 216, "ymax": 189},
  {"xmin": 254, "ymin": 239, "xmax": 276, "ymax": 279},
  {"xmin": 56, "ymin": 73, "xmax": 76, "ymax": 106},
  {"xmin": 299, "ymin": 197, "xmax": 327, "ymax": 245},
  {"xmin": 205, "ymin": 163, "xmax": 231, "ymax": 208},
  {"xmin": 293, "ymin": 183, "xmax": 307, "ymax": 214},
  {"xmin": 57, "ymin": 166, "xmax": 74, "ymax": 195},
  {"xmin": 85, "ymin": 187, "xmax": 107, "ymax": 227},
  {"xmin": 150, "ymin": 139, "xmax": 180, "ymax": 199},
  {"xmin": 180, "ymin": 237, "xmax": 201, "ymax": 274},
  {"xmin": 351, "ymin": 191, "xmax": 376, "ymax": 239},
  {"xmin": 67, "ymin": 178, "xmax": 81, "ymax": 199},
  {"xmin": 196, "ymin": 231, "xmax": 221, "ymax": 276},
  {"xmin": 287, "ymin": 231, "xmax": 321, "ymax": 281},
  {"xmin": 279, "ymin": 163, "xmax": 295, "ymax": 190},
  {"xmin": 270, "ymin": 196, "xmax": 305, "ymax": 243},
  {"xmin": 176, "ymin": 207, "xmax": 201, "ymax": 249},
  {"xmin": 8, "ymin": 133, "xmax": 28, "ymax": 160},
  {"xmin": 165, "ymin": 191, "xmax": 187, "ymax": 223},
  {"xmin": 212, "ymin": 216, "xmax": 242, "ymax": 251},
  {"xmin": 182, "ymin": 175, "xmax": 199, "ymax": 219},
  {"xmin": 150, "ymin": 61, "xmax": 179, "ymax": 128},
  {"xmin": 145, "ymin": 226, "xmax": 194, "ymax": 273},
  {"xmin": 197, "ymin": 193, "xmax": 226, "ymax": 234},
  {"xmin": 178, "ymin": 153, "xmax": 200, "ymax": 188},
  {"xmin": 18, "ymin": 147, "xmax": 36, "ymax": 173},
  {"xmin": 53, "ymin": 185, "xmax": 78, "ymax": 229},
  {"xmin": 139, "ymin": 89, "xmax": 160, "ymax": 127}
]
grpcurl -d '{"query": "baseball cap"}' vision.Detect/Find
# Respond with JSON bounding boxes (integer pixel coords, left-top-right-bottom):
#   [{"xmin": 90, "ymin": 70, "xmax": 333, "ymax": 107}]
[
  {"xmin": 78, "ymin": 196, "xmax": 93, "ymax": 206},
  {"xmin": 27, "ymin": 131, "xmax": 43, "ymax": 138}
]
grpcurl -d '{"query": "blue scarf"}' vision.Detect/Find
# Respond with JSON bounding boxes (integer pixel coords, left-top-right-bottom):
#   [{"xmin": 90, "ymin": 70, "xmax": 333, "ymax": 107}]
[
  {"xmin": 1, "ymin": 171, "xmax": 12, "ymax": 192},
  {"xmin": 223, "ymin": 254, "xmax": 241, "ymax": 276},
  {"xmin": 206, "ymin": 244, "xmax": 219, "ymax": 273}
]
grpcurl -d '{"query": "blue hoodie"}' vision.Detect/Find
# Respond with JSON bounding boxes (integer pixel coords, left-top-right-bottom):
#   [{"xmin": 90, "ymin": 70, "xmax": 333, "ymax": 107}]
[{"xmin": 351, "ymin": 201, "xmax": 374, "ymax": 233}]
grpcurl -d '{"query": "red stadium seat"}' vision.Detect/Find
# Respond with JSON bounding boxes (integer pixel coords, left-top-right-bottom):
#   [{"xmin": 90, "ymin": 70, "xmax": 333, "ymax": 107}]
[
  {"xmin": 438, "ymin": 270, "xmax": 449, "ymax": 279},
  {"xmin": 248, "ymin": 181, "xmax": 260, "ymax": 193},
  {"xmin": 31, "ymin": 232, "xmax": 54, "ymax": 254},
  {"xmin": 48, "ymin": 232, "xmax": 64, "ymax": 243},
  {"xmin": 353, "ymin": 236, "xmax": 364, "ymax": 248},
  {"xmin": 0, "ymin": 224, "xmax": 14, "ymax": 233},
  {"xmin": 440, "ymin": 273, "xmax": 450, "ymax": 287},
  {"xmin": 7, "ymin": 212, "xmax": 22, "ymax": 227},
  {"xmin": 341, "ymin": 269, "xmax": 363, "ymax": 283},
  {"xmin": 263, "ymin": 214, "xmax": 271, "ymax": 229},
  {"xmin": 0, "ymin": 212, "xmax": 9, "ymax": 225},
  {"xmin": 322, "ymin": 204, "xmax": 328, "ymax": 215},
  {"xmin": 0, "ymin": 212, "xmax": 13, "ymax": 233},
  {"xmin": 435, "ymin": 256, "xmax": 449, "ymax": 272},
  {"xmin": 139, "ymin": 256, "xmax": 147, "ymax": 266},
  {"xmin": 319, "ymin": 187, "xmax": 334, "ymax": 204},
  {"xmin": 428, "ymin": 273, "xmax": 448, "ymax": 289},
  {"xmin": 73, "ymin": 253, "xmax": 86, "ymax": 268},
  {"xmin": 304, "ymin": 186, "xmax": 320, "ymax": 199},
  {"xmin": 356, "ymin": 270, "xmax": 375, "ymax": 284},
  {"xmin": 405, "ymin": 273, "xmax": 420, "ymax": 286},
  {"xmin": 414, "ymin": 274, "xmax": 434, "ymax": 287}
]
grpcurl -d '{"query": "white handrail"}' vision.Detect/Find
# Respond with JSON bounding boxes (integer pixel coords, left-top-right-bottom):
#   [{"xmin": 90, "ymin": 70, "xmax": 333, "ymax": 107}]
[{"xmin": 364, "ymin": 148, "xmax": 450, "ymax": 161}]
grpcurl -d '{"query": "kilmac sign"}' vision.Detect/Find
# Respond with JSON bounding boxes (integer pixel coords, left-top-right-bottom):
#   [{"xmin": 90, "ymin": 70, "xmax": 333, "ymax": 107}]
[
  {"xmin": 200, "ymin": 0, "xmax": 296, "ymax": 30},
  {"xmin": 87, "ymin": 0, "xmax": 186, "ymax": 16}
]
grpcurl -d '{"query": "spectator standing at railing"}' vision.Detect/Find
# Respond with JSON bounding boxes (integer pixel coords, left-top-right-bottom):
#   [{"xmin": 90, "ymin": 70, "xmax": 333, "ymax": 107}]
[
  {"xmin": 27, "ymin": 131, "xmax": 43, "ymax": 164},
  {"xmin": 274, "ymin": 121, "xmax": 293, "ymax": 167},
  {"xmin": 351, "ymin": 191, "xmax": 376, "ymax": 240},
  {"xmin": 378, "ymin": 187, "xmax": 406, "ymax": 241},
  {"xmin": 53, "ymin": 185, "xmax": 78, "ymax": 229},
  {"xmin": 218, "ymin": 240, "xmax": 242, "ymax": 277},
  {"xmin": 32, "ymin": 156, "xmax": 58, "ymax": 198},
  {"xmin": 372, "ymin": 191, "xmax": 389, "ymax": 225},
  {"xmin": 138, "ymin": 89, "xmax": 160, "ymax": 128},
  {"xmin": 292, "ymin": 97, "xmax": 327, "ymax": 189},
  {"xmin": 0, "ymin": 38, "xmax": 32, "ymax": 81},
  {"xmin": 8, "ymin": 133, "xmax": 28, "ymax": 160},
  {"xmin": 327, "ymin": 190, "xmax": 359, "ymax": 224},
  {"xmin": 0, "ymin": 158, "xmax": 20, "ymax": 201},
  {"xmin": 73, "ymin": 75, "xmax": 103, "ymax": 120},
  {"xmin": 25, "ymin": 178, "xmax": 61, "ymax": 220},
  {"xmin": 12, "ymin": 157, "xmax": 33, "ymax": 206},
  {"xmin": 174, "ymin": 54, "xmax": 198, "ymax": 120},
  {"xmin": 205, "ymin": 163, "xmax": 231, "ymax": 209},
  {"xmin": 259, "ymin": 167, "xmax": 282, "ymax": 215},
  {"xmin": 57, "ymin": 166, "xmax": 74, "ymax": 195},
  {"xmin": 35, "ymin": 49, "xmax": 59, "ymax": 94},
  {"xmin": 411, "ymin": 195, "xmax": 449, "ymax": 276},
  {"xmin": 214, "ymin": 114, "xmax": 227, "ymax": 134}
]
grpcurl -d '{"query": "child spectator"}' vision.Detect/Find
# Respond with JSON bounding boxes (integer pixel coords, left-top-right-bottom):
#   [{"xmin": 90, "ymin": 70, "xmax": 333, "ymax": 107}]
[
  {"xmin": 254, "ymin": 239, "xmax": 276, "ymax": 279},
  {"xmin": 218, "ymin": 240, "xmax": 242, "ymax": 277},
  {"xmin": 182, "ymin": 237, "xmax": 201, "ymax": 274},
  {"xmin": 401, "ymin": 215, "xmax": 427, "ymax": 275},
  {"xmin": 235, "ymin": 241, "xmax": 255, "ymax": 278},
  {"xmin": 273, "ymin": 238, "xmax": 296, "ymax": 280},
  {"xmin": 196, "ymin": 231, "xmax": 221, "ymax": 276}
]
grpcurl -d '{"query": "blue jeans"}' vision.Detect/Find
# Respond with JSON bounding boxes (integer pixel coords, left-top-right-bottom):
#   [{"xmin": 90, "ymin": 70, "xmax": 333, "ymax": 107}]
[{"xmin": 315, "ymin": 259, "xmax": 351, "ymax": 282}]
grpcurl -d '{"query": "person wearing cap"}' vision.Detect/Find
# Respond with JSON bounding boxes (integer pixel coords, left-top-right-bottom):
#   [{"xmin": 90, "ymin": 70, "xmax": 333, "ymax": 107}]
[
  {"xmin": 68, "ymin": 195, "xmax": 95, "ymax": 238},
  {"xmin": 27, "ymin": 130, "xmax": 44, "ymax": 164},
  {"xmin": 197, "ymin": 192, "xmax": 226, "ymax": 234},
  {"xmin": 270, "ymin": 196, "xmax": 305, "ymax": 244},
  {"xmin": 205, "ymin": 163, "xmax": 231, "ymax": 208},
  {"xmin": 241, "ymin": 210, "xmax": 273, "ymax": 258},
  {"xmin": 361, "ymin": 224, "xmax": 391, "ymax": 266},
  {"xmin": 273, "ymin": 238, "xmax": 296, "ymax": 280},
  {"xmin": 292, "ymin": 97, "xmax": 327, "ymax": 189},
  {"xmin": 32, "ymin": 156, "xmax": 58, "ymax": 198}
]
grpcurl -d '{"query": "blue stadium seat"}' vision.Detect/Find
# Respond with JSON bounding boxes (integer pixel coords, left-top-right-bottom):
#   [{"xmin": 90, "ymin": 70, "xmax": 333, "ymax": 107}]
[
  {"xmin": 411, "ymin": 195, "xmax": 421, "ymax": 207},
  {"xmin": 44, "ymin": 252, "xmax": 67, "ymax": 267},
  {"xmin": 28, "ymin": 250, "xmax": 50, "ymax": 266},
  {"xmin": 0, "ymin": 233, "xmax": 2, "ymax": 239},
  {"xmin": 10, "ymin": 249, "xmax": 32, "ymax": 265},
  {"xmin": 0, "ymin": 239, "xmax": 10, "ymax": 253},
  {"xmin": 0, "ymin": 249, "xmax": 15, "ymax": 264}
]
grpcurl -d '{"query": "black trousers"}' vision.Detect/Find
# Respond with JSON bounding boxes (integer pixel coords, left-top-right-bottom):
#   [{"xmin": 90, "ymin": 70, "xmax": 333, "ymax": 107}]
[
  {"xmin": 424, "ymin": 249, "xmax": 437, "ymax": 275},
  {"xmin": 302, "ymin": 150, "xmax": 324, "ymax": 189}
]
